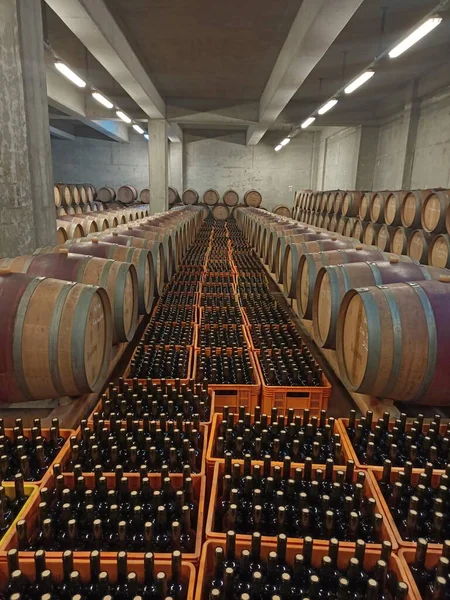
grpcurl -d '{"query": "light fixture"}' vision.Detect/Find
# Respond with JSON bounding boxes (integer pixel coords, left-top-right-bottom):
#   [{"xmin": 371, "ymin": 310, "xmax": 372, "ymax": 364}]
[
  {"xmin": 144, "ymin": 133, "xmax": 149, "ymax": 141},
  {"xmin": 281, "ymin": 138, "xmax": 291, "ymax": 146},
  {"xmin": 116, "ymin": 110, "xmax": 132, "ymax": 124},
  {"xmin": 318, "ymin": 99, "xmax": 338, "ymax": 115},
  {"xmin": 92, "ymin": 92, "xmax": 113, "ymax": 109},
  {"xmin": 54, "ymin": 61, "xmax": 86, "ymax": 88},
  {"xmin": 389, "ymin": 16, "xmax": 442, "ymax": 58},
  {"xmin": 275, "ymin": 145, "xmax": 283, "ymax": 151},
  {"xmin": 345, "ymin": 70, "xmax": 375, "ymax": 94},
  {"xmin": 133, "ymin": 124, "xmax": 145, "ymax": 134},
  {"xmin": 301, "ymin": 117, "xmax": 316, "ymax": 129}
]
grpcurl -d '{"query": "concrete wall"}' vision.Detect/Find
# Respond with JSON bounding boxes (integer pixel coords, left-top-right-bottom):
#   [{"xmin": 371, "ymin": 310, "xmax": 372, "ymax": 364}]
[
  {"xmin": 373, "ymin": 113, "xmax": 407, "ymax": 190},
  {"xmin": 184, "ymin": 132, "xmax": 315, "ymax": 211},
  {"xmin": 318, "ymin": 127, "xmax": 362, "ymax": 191}
]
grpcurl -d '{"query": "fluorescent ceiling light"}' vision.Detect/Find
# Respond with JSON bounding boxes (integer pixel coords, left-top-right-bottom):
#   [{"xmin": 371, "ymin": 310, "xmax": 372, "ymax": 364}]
[
  {"xmin": 275, "ymin": 145, "xmax": 283, "ymax": 151},
  {"xmin": 301, "ymin": 117, "xmax": 316, "ymax": 129},
  {"xmin": 55, "ymin": 61, "xmax": 86, "ymax": 88},
  {"xmin": 345, "ymin": 70, "xmax": 375, "ymax": 94},
  {"xmin": 281, "ymin": 138, "xmax": 291, "ymax": 146},
  {"xmin": 389, "ymin": 16, "xmax": 442, "ymax": 58},
  {"xmin": 144, "ymin": 133, "xmax": 149, "ymax": 141},
  {"xmin": 318, "ymin": 99, "xmax": 338, "ymax": 115},
  {"xmin": 92, "ymin": 92, "xmax": 113, "ymax": 109},
  {"xmin": 116, "ymin": 110, "xmax": 132, "ymax": 124},
  {"xmin": 133, "ymin": 124, "xmax": 145, "ymax": 134}
]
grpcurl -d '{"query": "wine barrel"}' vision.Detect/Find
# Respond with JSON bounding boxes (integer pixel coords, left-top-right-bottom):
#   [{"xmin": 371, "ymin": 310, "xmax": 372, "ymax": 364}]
[
  {"xmin": 313, "ymin": 258, "xmax": 446, "ymax": 350},
  {"xmin": 168, "ymin": 187, "xmax": 180, "ymax": 205},
  {"xmin": 85, "ymin": 184, "xmax": 95, "ymax": 204},
  {"xmin": 212, "ymin": 205, "xmax": 230, "ymax": 221},
  {"xmin": 384, "ymin": 191, "xmax": 406, "ymax": 226},
  {"xmin": 358, "ymin": 193, "xmax": 371, "ymax": 221},
  {"xmin": 421, "ymin": 190, "xmax": 450, "ymax": 234},
  {"xmin": 140, "ymin": 188, "xmax": 150, "ymax": 204},
  {"xmin": 323, "ymin": 214, "xmax": 331, "ymax": 230},
  {"xmin": 407, "ymin": 230, "xmax": 432, "ymax": 264},
  {"xmin": 117, "ymin": 185, "xmax": 138, "ymax": 205},
  {"xmin": 282, "ymin": 236, "xmax": 359, "ymax": 299},
  {"xmin": 273, "ymin": 226, "xmax": 313, "ymax": 281},
  {"xmin": 203, "ymin": 189, "xmax": 220, "ymax": 206},
  {"xmin": 326, "ymin": 192, "xmax": 335, "ymax": 214},
  {"xmin": 53, "ymin": 185, "xmax": 62, "ymax": 208},
  {"xmin": 333, "ymin": 192, "xmax": 344, "ymax": 216},
  {"xmin": 429, "ymin": 234, "xmax": 450, "ymax": 268},
  {"xmin": 352, "ymin": 219, "xmax": 364, "ymax": 241},
  {"xmin": 97, "ymin": 187, "xmax": 116, "ymax": 203},
  {"xmin": 336, "ymin": 216, "xmax": 349, "ymax": 235},
  {"xmin": 0, "ymin": 271, "xmax": 112, "ymax": 402},
  {"xmin": 369, "ymin": 192, "xmax": 387, "ymax": 224},
  {"xmin": 264, "ymin": 224, "xmax": 306, "ymax": 268},
  {"xmin": 0, "ymin": 252, "xmax": 138, "ymax": 344},
  {"xmin": 56, "ymin": 208, "xmax": 67, "ymax": 217},
  {"xmin": 66, "ymin": 206, "xmax": 76, "ymax": 216},
  {"xmin": 401, "ymin": 190, "xmax": 430, "ymax": 229},
  {"xmin": 231, "ymin": 204, "xmax": 243, "ymax": 219},
  {"xmin": 99, "ymin": 232, "xmax": 165, "ymax": 295},
  {"xmin": 391, "ymin": 226, "xmax": 413, "ymax": 255},
  {"xmin": 77, "ymin": 185, "xmax": 88, "ymax": 205},
  {"xmin": 336, "ymin": 277, "xmax": 450, "ymax": 404},
  {"xmin": 362, "ymin": 222, "xmax": 382, "ymax": 246},
  {"xmin": 343, "ymin": 217, "xmax": 356, "ymax": 237},
  {"xmin": 56, "ymin": 220, "xmax": 83, "ymax": 240},
  {"xmin": 58, "ymin": 216, "xmax": 98, "ymax": 236},
  {"xmin": 244, "ymin": 190, "xmax": 262, "ymax": 208},
  {"xmin": 118, "ymin": 226, "xmax": 175, "ymax": 282},
  {"xmin": 376, "ymin": 224, "xmax": 396, "ymax": 251},
  {"xmin": 273, "ymin": 205, "xmax": 291, "ymax": 218},
  {"xmin": 329, "ymin": 215, "xmax": 338, "ymax": 232},
  {"xmin": 182, "ymin": 189, "xmax": 199, "ymax": 205},
  {"xmin": 56, "ymin": 225, "xmax": 68, "ymax": 245},
  {"xmin": 296, "ymin": 247, "xmax": 413, "ymax": 319},
  {"xmin": 74, "ymin": 206, "xmax": 83, "ymax": 215},
  {"xmin": 342, "ymin": 191, "xmax": 362, "ymax": 217}
]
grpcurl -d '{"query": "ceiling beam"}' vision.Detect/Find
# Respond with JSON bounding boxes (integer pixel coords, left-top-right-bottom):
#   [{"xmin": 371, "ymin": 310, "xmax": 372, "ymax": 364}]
[
  {"xmin": 49, "ymin": 125, "xmax": 76, "ymax": 140},
  {"xmin": 246, "ymin": 0, "xmax": 365, "ymax": 145},
  {"xmin": 43, "ymin": 0, "xmax": 176, "ymax": 132},
  {"xmin": 168, "ymin": 123, "xmax": 183, "ymax": 144}
]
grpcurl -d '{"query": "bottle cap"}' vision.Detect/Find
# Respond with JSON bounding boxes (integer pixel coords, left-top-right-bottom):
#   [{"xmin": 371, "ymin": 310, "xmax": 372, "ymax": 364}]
[
  {"xmin": 389, "ymin": 256, "xmax": 399, "ymax": 264},
  {"xmin": 439, "ymin": 275, "xmax": 450, "ymax": 283}
]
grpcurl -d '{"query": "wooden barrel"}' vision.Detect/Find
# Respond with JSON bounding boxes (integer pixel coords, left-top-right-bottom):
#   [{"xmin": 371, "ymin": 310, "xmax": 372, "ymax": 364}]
[
  {"xmin": 336, "ymin": 277, "xmax": 450, "ymax": 404},
  {"xmin": 273, "ymin": 205, "xmax": 291, "ymax": 218},
  {"xmin": 326, "ymin": 192, "xmax": 335, "ymax": 214},
  {"xmin": 58, "ymin": 215, "xmax": 98, "ymax": 236},
  {"xmin": 231, "ymin": 204, "xmax": 243, "ymax": 219},
  {"xmin": 358, "ymin": 193, "xmax": 371, "ymax": 220},
  {"xmin": 77, "ymin": 185, "xmax": 88, "ymax": 205},
  {"xmin": 119, "ymin": 226, "xmax": 175, "ymax": 282},
  {"xmin": 343, "ymin": 217, "xmax": 356, "ymax": 237},
  {"xmin": 333, "ymin": 192, "xmax": 344, "ymax": 215},
  {"xmin": 421, "ymin": 190, "xmax": 450, "ymax": 234},
  {"xmin": 56, "ymin": 225, "xmax": 68, "ymax": 245},
  {"xmin": 212, "ymin": 205, "xmax": 230, "ymax": 221},
  {"xmin": 140, "ymin": 188, "xmax": 150, "ymax": 204},
  {"xmin": 282, "ymin": 236, "xmax": 359, "ymax": 299},
  {"xmin": 342, "ymin": 191, "xmax": 362, "ymax": 217},
  {"xmin": 97, "ymin": 187, "xmax": 116, "ymax": 203},
  {"xmin": 264, "ymin": 224, "xmax": 304, "ymax": 267},
  {"xmin": 117, "ymin": 185, "xmax": 138, "ymax": 205},
  {"xmin": 0, "ymin": 271, "xmax": 112, "ymax": 402},
  {"xmin": 182, "ymin": 189, "xmax": 199, "ymax": 205},
  {"xmin": 85, "ymin": 184, "xmax": 95, "ymax": 204},
  {"xmin": 407, "ymin": 230, "xmax": 432, "ymax": 263},
  {"xmin": 244, "ymin": 190, "xmax": 262, "ymax": 208},
  {"xmin": 66, "ymin": 206, "xmax": 76, "ymax": 216},
  {"xmin": 329, "ymin": 215, "xmax": 338, "ymax": 232},
  {"xmin": 0, "ymin": 252, "xmax": 138, "ymax": 344},
  {"xmin": 100, "ymin": 232, "xmax": 165, "ymax": 295},
  {"xmin": 56, "ymin": 207, "xmax": 67, "ymax": 217},
  {"xmin": 391, "ymin": 226, "xmax": 413, "ymax": 255},
  {"xmin": 272, "ymin": 226, "xmax": 312, "ymax": 280},
  {"xmin": 362, "ymin": 222, "xmax": 382, "ymax": 246},
  {"xmin": 429, "ymin": 234, "xmax": 450, "ymax": 268},
  {"xmin": 168, "ymin": 187, "xmax": 180, "ymax": 205},
  {"xmin": 376, "ymin": 224, "xmax": 396, "ymax": 251},
  {"xmin": 323, "ymin": 214, "xmax": 331, "ymax": 230},
  {"xmin": 74, "ymin": 206, "xmax": 83, "ymax": 215},
  {"xmin": 296, "ymin": 246, "xmax": 413, "ymax": 319},
  {"xmin": 401, "ymin": 190, "xmax": 430, "ymax": 229},
  {"xmin": 53, "ymin": 185, "xmax": 62, "ymax": 207},
  {"xmin": 384, "ymin": 191, "xmax": 406, "ymax": 226},
  {"xmin": 56, "ymin": 219, "xmax": 83, "ymax": 240},
  {"xmin": 369, "ymin": 192, "xmax": 387, "ymax": 223},
  {"xmin": 352, "ymin": 219, "xmax": 364, "ymax": 241},
  {"xmin": 336, "ymin": 216, "xmax": 349, "ymax": 235},
  {"xmin": 203, "ymin": 189, "xmax": 220, "ymax": 206},
  {"xmin": 313, "ymin": 258, "xmax": 446, "ymax": 350}
]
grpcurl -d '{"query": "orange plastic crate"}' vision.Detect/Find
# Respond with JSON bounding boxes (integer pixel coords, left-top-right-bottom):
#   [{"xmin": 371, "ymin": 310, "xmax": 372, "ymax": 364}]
[
  {"xmin": 205, "ymin": 412, "xmax": 349, "ymax": 480},
  {"xmin": 197, "ymin": 323, "xmax": 251, "ymax": 351},
  {"xmin": 339, "ymin": 418, "xmax": 449, "ymax": 472},
  {"xmin": 368, "ymin": 469, "xmax": 447, "ymax": 550},
  {"xmin": 0, "ymin": 483, "xmax": 39, "ymax": 547},
  {"xmin": 399, "ymin": 547, "xmax": 445, "ymax": 600},
  {"xmin": 58, "ymin": 422, "xmax": 208, "ymax": 480},
  {"xmin": 206, "ymin": 461, "xmax": 397, "ymax": 550},
  {"xmin": 196, "ymin": 539, "xmax": 413, "ymax": 600},
  {"xmin": 0, "ymin": 428, "xmax": 74, "ymax": 485},
  {"xmin": 0, "ymin": 472, "xmax": 206, "ymax": 565},
  {"xmin": 143, "ymin": 320, "xmax": 198, "ymax": 348},
  {"xmin": 124, "ymin": 344, "xmax": 194, "ymax": 385},
  {"xmin": 199, "ymin": 306, "xmax": 247, "ymax": 326},
  {"xmin": 194, "ymin": 347, "xmax": 261, "ymax": 414},
  {"xmin": 254, "ymin": 349, "xmax": 331, "ymax": 417},
  {"xmin": 0, "ymin": 552, "xmax": 196, "ymax": 598}
]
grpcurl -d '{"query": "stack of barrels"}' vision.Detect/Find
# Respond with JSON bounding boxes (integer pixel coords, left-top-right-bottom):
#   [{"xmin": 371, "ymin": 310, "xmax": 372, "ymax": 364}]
[
  {"xmin": 293, "ymin": 188, "xmax": 450, "ymax": 267},
  {"xmin": 236, "ymin": 205, "xmax": 450, "ymax": 406},
  {"xmin": 180, "ymin": 187, "xmax": 263, "ymax": 220},
  {"xmin": 0, "ymin": 205, "xmax": 206, "ymax": 405}
]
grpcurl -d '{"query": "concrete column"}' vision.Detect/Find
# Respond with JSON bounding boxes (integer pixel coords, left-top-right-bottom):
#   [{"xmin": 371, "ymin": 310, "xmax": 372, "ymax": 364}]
[
  {"xmin": 169, "ymin": 141, "xmax": 184, "ymax": 195},
  {"xmin": 0, "ymin": 0, "xmax": 55, "ymax": 257},
  {"xmin": 355, "ymin": 126, "xmax": 379, "ymax": 190},
  {"xmin": 148, "ymin": 119, "xmax": 168, "ymax": 214},
  {"xmin": 400, "ymin": 80, "xmax": 420, "ymax": 189}
]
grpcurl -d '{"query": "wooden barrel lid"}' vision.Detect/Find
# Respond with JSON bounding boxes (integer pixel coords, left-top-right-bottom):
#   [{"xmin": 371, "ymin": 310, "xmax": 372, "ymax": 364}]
[
  {"xmin": 118, "ymin": 185, "xmax": 138, "ymax": 204},
  {"xmin": 212, "ymin": 205, "xmax": 230, "ymax": 220},
  {"xmin": 273, "ymin": 205, "xmax": 291, "ymax": 218},
  {"xmin": 223, "ymin": 190, "xmax": 239, "ymax": 206},
  {"xmin": 168, "ymin": 187, "xmax": 180, "ymax": 205},
  {"xmin": 139, "ymin": 188, "xmax": 150, "ymax": 204},
  {"xmin": 203, "ymin": 189, "xmax": 220, "ymax": 206},
  {"xmin": 182, "ymin": 189, "xmax": 199, "ymax": 205},
  {"xmin": 244, "ymin": 190, "xmax": 262, "ymax": 207}
]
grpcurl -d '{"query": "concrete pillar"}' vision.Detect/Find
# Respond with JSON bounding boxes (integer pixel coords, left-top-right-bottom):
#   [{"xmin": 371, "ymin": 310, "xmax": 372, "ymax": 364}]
[
  {"xmin": 169, "ymin": 142, "xmax": 184, "ymax": 195},
  {"xmin": 148, "ymin": 119, "xmax": 168, "ymax": 214},
  {"xmin": 400, "ymin": 80, "xmax": 420, "ymax": 189},
  {"xmin": 355, "ymin": 126, "xmax": 379, "ymax": 190},
  {"xmin": 0, "ymin": 0, "xmax": 55, "ymax": 257}
]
